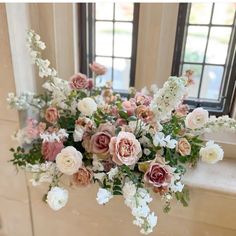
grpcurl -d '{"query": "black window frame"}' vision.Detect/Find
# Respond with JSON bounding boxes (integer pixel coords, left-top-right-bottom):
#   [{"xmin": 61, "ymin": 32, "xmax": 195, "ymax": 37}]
[
  {"xmin": 78, "ymin": 3, "xmax": 140, "ymax": 92},
  {"xmin": 172, "ymin": 3, "xmax": 236, "ymax": 116}
]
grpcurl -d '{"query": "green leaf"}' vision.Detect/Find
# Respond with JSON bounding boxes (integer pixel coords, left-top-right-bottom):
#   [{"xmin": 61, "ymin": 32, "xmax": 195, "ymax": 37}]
[{"xmin": 119, "ymin": 110, "xmax": 128, "ymax": 119}]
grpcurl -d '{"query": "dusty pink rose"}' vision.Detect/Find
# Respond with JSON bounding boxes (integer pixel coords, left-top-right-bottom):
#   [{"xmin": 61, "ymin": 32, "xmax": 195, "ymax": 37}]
[
  {"xmin": 144, "ymin": 163, "xmax": 172, "ymax": 188},
  {"xmin": 176, "ymin": 138, "xmax": 191, "ymax": 156},
  {"xmin": 73, "ymin": 167, "xmax": 93, "ymax": 187},
  {"xmin": 37, "ymin": 122, "xmax": 47, "ymax": 133},
  {"xmin": 90, "ymin": 123, "xmax": 115, "ymax": 158},
  {"xmin": 89, "ymin": 62, "xmax": 107, "ymax": 75},
  {"xmin": 185, "ymin": 107, "xmax": 209, "ymax": 130},
  {"xmin": 122, "ymin": 99, "xmax": 137, "ymax": 116},
  {"xmin": 109, "ymin": 131, "xmax": 142, "ymax": 166},
  {"xmin": 41, "ymin": 141, "xmax": 64, "ymax": 161},
  {"xmin": 135, "ymin": 93, "xmax": 152, "ymax": 106},
  {"xmin": 45, "ymin": 107, "xmax": 59, "ymax": 123},
  {"xmin": 136, "ymin": 105, "xmax": 154, "ymax": 123},
  {"xmin": 87, "ymin": 78, "xmax": 94, "ymax": 89},
  {"xmin": 175, "ymin": 104, "xmax": 189, "ymax": 117},
  {"xmin": 69, "ymin": 73, "xmax": 89, "ymax": 90},
  {"xmin": 115, "ymin": 118, "xmax": 127, "ymax": 126}
]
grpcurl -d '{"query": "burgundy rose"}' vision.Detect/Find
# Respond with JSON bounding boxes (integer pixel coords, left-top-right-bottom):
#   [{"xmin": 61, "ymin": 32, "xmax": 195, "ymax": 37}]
[
  {"xmin": 69, "ymin": 73, "xmax": 89, "ymax": 90},
  {"xmin": 41, "ymin": 141, "xmax": 64, "ymax": 161},
  {"xmin": 45, "ymin": 107, "xmax": 59, "ymax": 123},
  {"xmin": 144, "ymin": 163, "xmax": 172, "ymax": 188}
]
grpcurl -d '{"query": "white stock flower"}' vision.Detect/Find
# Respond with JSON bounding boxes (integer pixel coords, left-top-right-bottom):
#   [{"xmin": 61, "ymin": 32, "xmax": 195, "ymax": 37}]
[
  {"xmin": 200, "ymin": 141, "xmax": 224, "ymax": 164},
  {"xmin": 93, "ymin": 172, "xmax": 106, "ymax": 181},
  {"xmin": 96, "ymin": 188, "xmax": 113, "ymax": 205},
  {"xmin": 92, "ymin": 155, "xmax": 104, "ymax": 171},
  {"xmin": 122, "ymin": 181, "xmax": 137, "ymax": 199},
  {"xmin": 77, "ymin": 97, "xmax": 97, "ymax": 116},
  {"xmin": 56, "ymin": 146, "xmax": 83, "ymax": 175},
  {"xmin": 185, "ymin": 107, "xmax": 209, "ymax": 130},
  {"xmin": 73, "ymin": 127, "xmax": 84, "ymax": 142},
  {"xmin": 46, "ymin": 187, "xmax": 68, "ymax": 211},
  {"xmin": 107, "ymin": 167, "xmax": 119, "ymax": 180}
]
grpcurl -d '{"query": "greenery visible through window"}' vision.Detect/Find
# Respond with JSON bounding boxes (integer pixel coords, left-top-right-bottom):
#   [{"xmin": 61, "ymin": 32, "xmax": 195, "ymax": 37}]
[
  {"xmin": 172, "ymin": 3, "xmax": 236, "ymax": 115},
  {"xmin": 79, "ymin": 3, "xmax": 139, "ymax": 92}
]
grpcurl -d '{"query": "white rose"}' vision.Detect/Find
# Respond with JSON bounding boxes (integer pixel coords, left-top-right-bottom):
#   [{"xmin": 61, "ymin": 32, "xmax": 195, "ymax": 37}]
[
  {"xmin": 77, "ymin": 97, "xmax": 97, "ymax": 116},
  {"xmin": 96, "ymin": 188, "xmax": 113, "ymax": 205},
  {"xmin": 46, "ymin": 187, "xmax": 68, "ymax": 211},
  {"xmin": 200, "ymin": 141, "xmax": 224, "ymax": 164},
  {"xmin": 185, "ymin": 107, "xmax": 209, "ymax": 129},
  {"xmin": 56, "ymin": 146, "xmax": 83, "ymax": 175}
]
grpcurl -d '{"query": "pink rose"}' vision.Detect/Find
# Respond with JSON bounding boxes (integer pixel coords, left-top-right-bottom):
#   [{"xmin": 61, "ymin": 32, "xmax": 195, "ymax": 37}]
[
  {"xmin": 115, "ymin": 118, "xmax": 127, "ymax": 126},
  {"xmin": 176, "ymin": 138, "xmax": 191, "ymax": 156},
  {"xmin": 87, "ymin": 78, "xmax": 94, "ymax": 89},
  {"xmin": 109, "ymin": 131, "xmax": 142, "ymax": 166},
  {"xmin": 90, "ymin": 123, "xmax": 115, "ymax": 158},
  {"xmin": 69, "ymin": 73, "xmax": 89, "ymax": 90},
  {"xmin": 45, "ymin": 107, "xmax": 59, "ymax": 123},
  {"xmin": 89, "ymin": 62, "xmax": 107, "ymax": 75},
  {"xmin": 135, "ymin": 93, "xmax": 152, "ymax": 106},
  {"xmin": 175, "ymin": 104, "xmax": 189, "ymax": 117},
  {"xmin": 122, "ymin": 99, "xmax": 136, "ymax": 116},
  {"xmin": 41, "ymin": 141, "xmax": 64, "ymax": 161},
  {"xmin": 73, "ymin": 167, "xmax": 93, "ymax": 187},
  {"xmin": 144, "ymin": 163, "xmax": 172, "ymax": 188},
  {"xmin": 185, "ymin": 107, "xmax": 209, "ymax": 129},
  {"xmin": 135, "ymin": 105, "xmax": 154, "ymax": 123},
  {"xmin": 37, "ymin": 122, "xmax": 47, "ymax": 133}
]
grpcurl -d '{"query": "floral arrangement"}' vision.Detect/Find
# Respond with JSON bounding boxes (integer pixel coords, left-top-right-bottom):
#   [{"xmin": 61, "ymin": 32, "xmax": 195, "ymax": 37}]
[{"xmin": 7, "ymin": 30, "xmax": 236, "ymax": 234}]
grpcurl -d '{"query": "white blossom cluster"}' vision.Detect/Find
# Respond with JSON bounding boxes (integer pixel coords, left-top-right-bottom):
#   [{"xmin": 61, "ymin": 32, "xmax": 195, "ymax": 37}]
[
  {"xmin": 27, "ymin": 30, "xmax": 57, "ymax": 78},
  {"xmin": 25, "ymin": 162, "xmax": 58, "ymax": 186},
  {"xmin": 169, "ymin": 169, "xmax": 184, "ymax": 193},
  {"xmin": 6, "ymin": 92, "xmax": 45, "ymax": 111},
  {"xmin": 153, "ymin": 132, "xmax": 177, "ymax": 149},
  {"xmin": 96, "ymin": 188, "xmax": 113, "ymax": 205},
  {"xmin": 40, "ymin": 129, "xmax": 69, "ymax": 142},
  {"xmin": 150, "ymin": 76, "xmax": 187, "ymax": 121},
  {"xmin": 204, "ymin": 115, "xmax": 236, "ymax": 133},
  {"xmin": 122, "ymin": 181, "xmax": 157, "ymax": 235}
]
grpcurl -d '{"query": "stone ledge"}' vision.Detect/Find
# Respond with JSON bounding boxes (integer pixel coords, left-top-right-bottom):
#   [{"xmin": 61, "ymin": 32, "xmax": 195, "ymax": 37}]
[{"xmin": 183, "ymin": 158, "xmax": 236, "ymax": 196}]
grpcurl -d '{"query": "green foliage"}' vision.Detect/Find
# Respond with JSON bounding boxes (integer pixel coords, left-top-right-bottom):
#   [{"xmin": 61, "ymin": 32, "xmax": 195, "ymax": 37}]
[
  {"xmin": 10, "ymin": 142, "xmax": 44, "ymax": 167},
  {"xmin": 162, "ymin": 115, "xmax": 185, "ymax": 137},
  {"xmin": 175, "ymin": 188, "xmax": 190, "ymax": 207}
]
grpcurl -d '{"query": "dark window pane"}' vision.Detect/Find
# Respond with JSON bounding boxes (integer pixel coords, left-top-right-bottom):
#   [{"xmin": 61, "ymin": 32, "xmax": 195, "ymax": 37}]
[
  {"xmin": 114, "ymin": 22, "xmax": 132, "ymax": 57},
  {"xmin": 95, "ymin": 57, "xmax": 112, "ymax": 87},
  {"xmin": 189, "ymin": 3, "xmax": 213, "ymax": 24},
  {"xmin": 184, "ymin": 26, "xmax": 208, "ymax": 63},
  {"xmin": 95, "ymin": 22, "xmax": 113, "ymax": 56},
  {"xmin": 205, "ymin": 27, "xmax": 232, "ymax": 64},
  {"xmin": 96, "ymin": 3, "xmax": 113, "ymax": 20},
  {"xmin": 200, "ymin": 65, "xmax": 224, "ymax": 100},
  {"xmin": 115, "ymin": 3, "xmax": 133, "ymax": 21},
  {"xmin": 182, "ymin": 64, "xmax": 202, "ymax": 98},
  {"xmin": 212, "ymin": 3, "xmax": 235, "ymax": 25},
  {"xmin": 113, "ymin": 58, "xmax": 131, "ymax": 91}
]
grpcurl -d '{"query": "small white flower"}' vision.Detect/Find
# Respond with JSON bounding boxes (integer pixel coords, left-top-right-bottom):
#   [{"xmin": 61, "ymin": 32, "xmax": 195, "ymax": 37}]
[
  {"xmin": 96, "ymin": 188, "xmax": 113, "ymax": 205},
  {"xmin": 107, "ymin": 167, "xmax": 119, "ymax": 180},
  {"xmin": 200, "ymin": 141, "xmax": 224, "ymax": 164},
  {"xmin": 144, "ymin": 148, "xmax": 151, "ymax": 156},
  {"xmin": 122, "ymin": 181, "xmax": 137, "ymax": 199},
  {"xmin": 73, "ymin": 127, "xmax": 84, "ymax": 142},
  {"xmin": 46, "ymin": 187, "xmax": 68, "ymax": 211},
  {"xmin": 153, "ymin": 132, "xmax": 166, "ymax": 147},
  {"xmin": 147, "ymin": 212, "xmax": 158, "ymax": 228},
  {"xmin": 164, "ymin": 135, "xmax": 177, "ymax": 149},
  {"xmin": 93, "ymin": 172, "xmax": 106, "ymax": 181},
  {"xmin": 56, "ymin": 146, "xmax": 83, "ymax": 175},
  {"xmin": 77, "ymin": 97, "xmax": 97, "ymax": 116}
]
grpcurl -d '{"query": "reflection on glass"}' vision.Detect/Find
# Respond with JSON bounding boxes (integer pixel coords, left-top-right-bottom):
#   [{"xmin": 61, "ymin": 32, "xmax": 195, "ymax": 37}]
[
  {"xmin": 182, "ymin": 64, "xmax": 202, "ymax": 98},
  {"xmin": 115, "ymin": 3, "xmax": 133, "ymax": 21},
  {"xmin": 200, "ymin": 66, "xmax": 224, "ymax": 100},
  {"xmin": 212, "ymin": 3, "xmax": 235, "ymax": 25},
  {"xmin": 96, "ymin": 3, "xmax": 113, "ymax": 20},
  {"xmin": 184, "ymin": 26, "xmax": 208, "ymax": 63},
  {"xmin": 114, "ymin": 23, "xmax": 132, "ymax": 57},
  {"xmin": 96, "ymin": 22, "xmax": 113, "ymax": 56},
  {"xmin": 95, "ymin": 57, "xmax": 112, "ymax": 87},
  {"xmin": 206, "ymin": 27, "xmax": 231, "ymax": 64},
  {"xmin": 113, "ymin": 58, "xmax": 131, "ymax": 91},
  {"xmin": 189, "ymin": 3, "xmax": 212, "ymax": 24}
]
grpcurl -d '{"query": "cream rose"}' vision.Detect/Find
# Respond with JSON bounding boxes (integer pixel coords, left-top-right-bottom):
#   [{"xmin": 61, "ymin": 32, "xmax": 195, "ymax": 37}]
[
  {"xmin": 109, "ymin": 131, "xmax": 142, "ymax": 166},
  {"xmin": 77, "ymin": 97, "xmax": 97, "ymax": 116},
  {"xmin": 176, "ymin": 138, "xmax": 191, "ymax": 156},
  {"xmin": 56, "ymin": 146, "xmax": 83, "ymax": 175},
  {"xmin": 185, "ymin": 107, "xmax": 209, "ymax": 129},
  {"xmin": 200, "ymin": 141, "xmax": 224, "ymax": 164},
  {"xmin": 46, "ymin": 187, "xmax": 68, "ymax": 211}
]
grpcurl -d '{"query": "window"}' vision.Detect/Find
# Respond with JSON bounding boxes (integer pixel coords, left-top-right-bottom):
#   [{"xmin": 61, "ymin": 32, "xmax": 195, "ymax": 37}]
[
  {"xmin": 79, "ymin": 3, "xmax": 139, "ymax": 92},
  {"xmin": 172, "ymin": 3, "xmax": 236, "ymax": 115}
]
